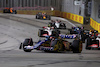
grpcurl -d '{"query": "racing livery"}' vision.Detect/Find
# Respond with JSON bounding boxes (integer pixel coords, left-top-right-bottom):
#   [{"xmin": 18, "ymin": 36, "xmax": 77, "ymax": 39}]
[
  {"xmin": 59, "ymin": 34, "xmax": 77, "ymax": 39},
  {"xmin": 69, "ymin": 27, "xmax": 84, "ymax": 34},
  {"xmin": 68, "ymin": 27, "xmax": 87, "ymax": 43},
  {"xmin": 38, "ymin": 26, "xmax": 60, "ymax": 37},
  {"xmin": 84, "ymin": 30, "xmax": 98, "ymax": 39},
  {"xmin": 20, "ymin": 36, "xmax": 82, "ymax": 53},
  {"xmin": 36, "ymin": 12, "xmax": 51, "ymax": 20},
  {"xmin": 48, "ymin": 20, "xmax": 66, "ymax": 29},
  {"xmin": 3, "ymin": 8, "xmax": 17, "ymax": 14},
  {"xmin": 85, "ymin": 33, "xmax": 100, "ymax": 50}
]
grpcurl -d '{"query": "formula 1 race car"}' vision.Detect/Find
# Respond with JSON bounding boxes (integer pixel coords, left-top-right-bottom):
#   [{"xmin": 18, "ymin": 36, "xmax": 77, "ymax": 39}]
[
  {"xmin": 85, "ymin": 33, "xmax": 100, "ymax": 50},
  {"xmin": 68, "ymin": 27, "xmax": 86, "ymax": 42},
  {"xmin": 84, "ymin": 30, "xmax": 98, "ymax": 39},
  {"xmin": 48, "ymin": 20, "xmax": 66, "ymax": 29},
  {"xmin": 69, "ymin": 27, "xmax": 84, "ymax": 34},
  {"xmin": 36, "ymin": 12, "xmax": 51, "ymax": 20},
  {"xmin": 19, "ymin": 36, "xmax": 82, "ymax": 53},
  {"xmin": 38, "ymin": 26, "xmax": 60, "ymax": 37},
  {"xmin": 3, "ymin": 8, "xmax": 17, "ymax": 14}
]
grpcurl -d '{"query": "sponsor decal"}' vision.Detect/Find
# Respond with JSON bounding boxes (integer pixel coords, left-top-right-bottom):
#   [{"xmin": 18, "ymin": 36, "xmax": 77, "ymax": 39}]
[
  {"xmin": 92, "ymin": 21, "xmax": 94, "ymax": 27},
  {"xmin": 89, "ymin": 44, "xmax": 98, "ymax": 48},
  {"xmin": 68, "ymin": 13, "xmax": 71, "ymax": 19},
  {"xmin": 97, "ymin": 24, "xmax": 98, "ymax": 30},
  {"xmin": 59, "ymin": 34, "xmax": 76, "ymax": 39},
  {"xmin": 79, "ymin": 17, "xmax": 82, "ymax": 23},
  {"xmin": 72, "ymin": 15, "xmax": 74, "ymax": 20},
  {"xmin": 90, "ymin": 19, "xmax": 92, "ymax": 26},
  {"xmin": 75, "ymin": 15, "xmax": 78, "ymax": 21},
  {"xmin": 99, "ymin": 25, "xmax": 100, "ymax": 31},
  {"xmin": 64, "ymin": 13, "xmax": 66, "ymax": 18}
]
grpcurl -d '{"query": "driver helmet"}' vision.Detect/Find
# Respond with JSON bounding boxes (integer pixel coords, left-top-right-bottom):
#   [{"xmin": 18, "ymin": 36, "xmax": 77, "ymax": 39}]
[
  {"xmin": 98, "ymin": 34, "xmax": 100, "ymax": 38},
  {"xmin": 48, "ymin": 24, "xmax": 51, "ymax": 27},
  {"xmin": 76, "ymin": 28, "xmax": 79, "ymax": 30}
]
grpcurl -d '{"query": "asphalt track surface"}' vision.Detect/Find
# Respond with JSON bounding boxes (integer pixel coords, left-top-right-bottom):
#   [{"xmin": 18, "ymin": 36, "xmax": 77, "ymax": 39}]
[{"xmin": 0, "ymin": 13, "xmax": 100, "ymax": 67}]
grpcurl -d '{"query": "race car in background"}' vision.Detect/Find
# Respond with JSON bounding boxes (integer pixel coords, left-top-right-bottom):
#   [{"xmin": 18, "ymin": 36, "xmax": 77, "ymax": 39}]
[
  {"xmin": 38, "ymin": 26, "xmax": 60, "ymax": 37},
  {"xmin": 19, "ymin": 36, "xmax": 83, "ymax": 53},
  {"xmin": 3, "ymin": 8, "xmax": 17, "ymax": 14},
  {"xmin": 69, "ymin": 27, "xmax": 84, "ymax": 34},
  {"xmin": 83, "ymin": 30, "xmax": 98, "ymax": 39},
  {"xmin": 68, "ymin": 27, "xmax": 86, "ymax": 42},
  {"xmin": 85, "ymin": 30, "xmax": 100, "ymax": 50},
  {"xmin": 48, "ymin": 20, "xmax": 66, "ymax": 29},
  {"xmin": 36, "ymin": 12, "xmax": 51, "ymax": 20}
]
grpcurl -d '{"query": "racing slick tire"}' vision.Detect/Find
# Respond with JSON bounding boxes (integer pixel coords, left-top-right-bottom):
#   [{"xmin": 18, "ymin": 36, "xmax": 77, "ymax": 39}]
[
  {"xmin": 23, "ymin": 38, "xmax": 33, "ymax": 52},
  {"xmin": 85, "ymin": 37, "xmax": 92, "ymax": 50},
  {"xmin": 36, "ymin": 15, "xmax": 40, "ymax": 19},
  {"xmin": 56, "ymin": 30, "xmax": 60, "ymax": 34},
  {"xmin": 47, "ymin": 15, "xmax": 51, "ymax": 20},
  {"xmin": 38, "ymin": 29, "xmax": 43, "ymax": 37},
  {"xmin": 72, "ymin": 40, "xmax": 82, "ymax": 53},
  {"xmin": 59, "ymin": 24, "xmax": 66, "ymax": 29},
  {"xmin": 52, "ymin": 30, "xmax": 60, "ymax": 37},
  {"xmin": 80, "ymin": 33, "xmax": 86, "ymax": 43}
]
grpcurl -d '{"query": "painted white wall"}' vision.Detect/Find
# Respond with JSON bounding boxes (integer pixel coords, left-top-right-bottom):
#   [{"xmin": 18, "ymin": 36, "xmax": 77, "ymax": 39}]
[
  {"xmin": 62, "ymin": 0, "xmax": 85, "ymax": 16},
  {"xmin": 91, "ymin": 0, "xmax": 100, "ymax": 23}
]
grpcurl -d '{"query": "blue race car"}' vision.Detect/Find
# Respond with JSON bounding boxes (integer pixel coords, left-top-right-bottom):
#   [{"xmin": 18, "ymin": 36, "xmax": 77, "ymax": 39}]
[
  {"xmin": 19, "ymin": 36, "xmax": 82, "ymax": 53},
  {"xmin": 68, "ymin": 27, "xmax": 86, "ymax": 42},
  {"xmin": 69, "ymin": 27, "xmax": 84, "ymax": 34}
]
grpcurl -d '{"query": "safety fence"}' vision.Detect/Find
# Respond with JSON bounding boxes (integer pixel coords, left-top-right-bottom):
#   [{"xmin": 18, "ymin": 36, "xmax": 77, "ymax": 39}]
[
  {"xmin": 0, "ymin": 6, "xmax": 56, "ymax": 10},
  {"xmin": 0, "ymin": 0, "xmax": 61, "ymax": 10}
]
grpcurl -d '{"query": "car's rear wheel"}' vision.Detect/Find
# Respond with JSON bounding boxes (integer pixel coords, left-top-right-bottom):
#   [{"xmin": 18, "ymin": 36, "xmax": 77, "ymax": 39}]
[
  {"xmin": 48, "ymin": 16, "xmax": 51, "ymax": 20},
  {"xmin": 85, "ymin": 37, "xmax": 92, "ymax": 50},
  {"xmin": 72, "ymin": 40, "xmax": 82, "ymax": 53},
  {"xmin": 80, "ymin": 33, "xmax": 86, "ymax": 43}
]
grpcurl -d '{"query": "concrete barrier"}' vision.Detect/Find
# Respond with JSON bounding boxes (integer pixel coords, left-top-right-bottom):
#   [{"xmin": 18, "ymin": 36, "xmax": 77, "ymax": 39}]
[{"xmin": 1, "ymin": 10, "xmax": 98, "ymax": 32}]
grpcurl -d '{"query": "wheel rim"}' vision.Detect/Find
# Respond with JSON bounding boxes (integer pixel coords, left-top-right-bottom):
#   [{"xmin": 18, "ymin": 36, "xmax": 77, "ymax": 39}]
[{"xmin": 54, "ymin": 45, "xmax": 58, "ymax": 51}]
